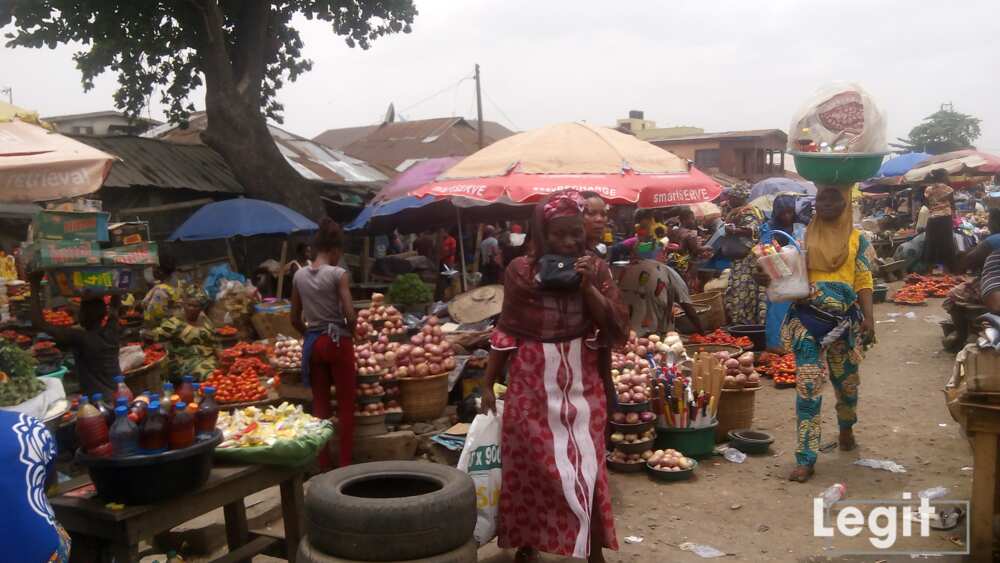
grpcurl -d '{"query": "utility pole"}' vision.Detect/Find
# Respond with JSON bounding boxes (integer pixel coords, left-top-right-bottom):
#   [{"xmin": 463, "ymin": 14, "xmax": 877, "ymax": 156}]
[
  {"xmin": 474, "ymin": 64, "xmax": 484, "ymax": 149},
  {"xmin": 0, "ymin": 87, "xmax": 11, "ymax": 104}
]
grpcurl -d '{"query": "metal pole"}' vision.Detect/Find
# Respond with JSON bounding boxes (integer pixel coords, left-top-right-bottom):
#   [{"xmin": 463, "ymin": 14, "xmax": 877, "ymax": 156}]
[
  {"xmin": 456, "ymin": 207, "xmax": 468, "ymax": 292},
  {"xmin": 474, "ymin": 64, "xmax": 484, "ymax": 149}
]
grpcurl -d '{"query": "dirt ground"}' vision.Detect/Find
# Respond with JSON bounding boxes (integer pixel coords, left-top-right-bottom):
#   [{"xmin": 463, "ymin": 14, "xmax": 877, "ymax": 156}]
[{"xmin": 477, "ymin": 285, "xmax": 975, "ymax": 563}]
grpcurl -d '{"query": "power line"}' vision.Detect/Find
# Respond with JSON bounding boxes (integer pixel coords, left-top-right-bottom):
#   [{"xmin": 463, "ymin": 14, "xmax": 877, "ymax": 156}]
[
  {"xmin": 400, "ymin": 74, "xmax": 473, "ymax": 114},
  {"xmin": 482, "ymin": 87, "xmax": 521, "ymax": 131}
]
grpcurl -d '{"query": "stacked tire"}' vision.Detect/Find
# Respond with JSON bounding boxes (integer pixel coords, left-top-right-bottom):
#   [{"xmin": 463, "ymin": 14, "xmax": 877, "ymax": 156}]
[{"xmin": 300, "ymin": 461, "xmax": 478, "ymax": 563}]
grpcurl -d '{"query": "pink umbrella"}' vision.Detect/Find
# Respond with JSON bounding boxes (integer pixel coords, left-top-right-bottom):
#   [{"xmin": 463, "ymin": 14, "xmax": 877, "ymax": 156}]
[
  {"xmin": 410, "ymin": 122, "xmax": 722, "ymax": 207},
  {"xmin": 0, "ymin": 120, "xmax": 114, "ymax": 203}
]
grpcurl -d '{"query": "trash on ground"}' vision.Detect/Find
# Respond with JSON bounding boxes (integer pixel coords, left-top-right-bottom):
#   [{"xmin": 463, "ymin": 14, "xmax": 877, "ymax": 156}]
[
  {"xmin": 722, "ymin": 447, "xmax": 746, "ymax": 463},
  {"xmin": 918, "ymin": 486, "xmax": 948, "ymax": 500},
  {"xmin": 904, "ymin": 312, "xmax": 917, "ymax": 319},
  {"xmin": 678, "ymin": 542, "xmax": 728, "ymax": 558},
  {"xmin": 624, "ymin": 535, "xmax": 644, "ymax": 544},
  {"xmin": 854, "ymin": 458, "xmax": 907, "ymax": 473}
]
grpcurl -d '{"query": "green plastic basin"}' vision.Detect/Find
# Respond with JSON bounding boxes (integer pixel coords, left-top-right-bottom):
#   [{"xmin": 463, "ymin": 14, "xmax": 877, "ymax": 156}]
[
  {"xmin": 791, "ymin": 151, "xmax": 886, "ymax": 185},
  {"xmin": 654, "ymin": 422, "xmax": 717, "ymax": 458}
]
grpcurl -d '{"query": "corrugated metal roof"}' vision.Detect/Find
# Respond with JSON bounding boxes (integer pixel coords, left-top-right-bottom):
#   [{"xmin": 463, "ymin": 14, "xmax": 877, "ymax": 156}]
[
  {"xmin": 144, "ymin": 112, "xmax": 388, "ymax": 187},
  {"xmin": 648, "ymin": 129, "xmax": 787, "ymax": 144},
  {"xmin": 312, "ymin": 124, "xmax": 378, "ymax": 150},
  {"xmin": 341, "ymin": 117, "xmax": 513, "ymax": 170},
  {"xmin": 70, "ymin": 134, "xmax": 244, "ymax": 194}
]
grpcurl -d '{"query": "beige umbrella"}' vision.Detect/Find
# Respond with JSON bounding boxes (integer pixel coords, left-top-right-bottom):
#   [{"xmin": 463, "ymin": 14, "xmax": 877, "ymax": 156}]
[{"xmin": 0, "ymin": 117, "xmax": 115, "ymax": 203}]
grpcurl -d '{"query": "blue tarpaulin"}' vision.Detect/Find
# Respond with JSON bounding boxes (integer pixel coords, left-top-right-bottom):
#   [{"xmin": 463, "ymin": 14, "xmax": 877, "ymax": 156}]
[
  {"xmin": 877, "ymin": 152, "xmax": 931, "ymax": 177},
  {"xmin": 748, "ymin": 177, "xmax": 816, "ymax": 201},
  {"xmin": 168, "ymin": 198, "xmax": 318, "ymax": 241}
]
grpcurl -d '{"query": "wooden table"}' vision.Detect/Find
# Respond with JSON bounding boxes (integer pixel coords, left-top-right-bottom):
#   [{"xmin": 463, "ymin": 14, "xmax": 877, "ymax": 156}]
[
  {"xmin": 52, "ymin": 463, "xmax": 305, "ymax": 563},
  {"xmin": 960, "ymin": 402, "xmax": 1000, "ymax": 561}
]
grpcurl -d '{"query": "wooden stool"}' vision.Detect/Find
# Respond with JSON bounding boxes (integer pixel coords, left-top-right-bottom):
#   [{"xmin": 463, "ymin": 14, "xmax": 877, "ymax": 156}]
[{"xmin": 960, "ymin": 403, "xmax": 1000, "ymax": 561}]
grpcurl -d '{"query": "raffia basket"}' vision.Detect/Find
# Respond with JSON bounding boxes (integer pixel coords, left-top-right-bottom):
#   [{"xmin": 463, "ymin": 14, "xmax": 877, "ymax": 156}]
[
  {"xmin": 398, "ymin": 371, "xmax": 449, "ymax": 422},
  {"xmin": 691, "ymin": 290, "xmax": 725, "ymax": 331}
]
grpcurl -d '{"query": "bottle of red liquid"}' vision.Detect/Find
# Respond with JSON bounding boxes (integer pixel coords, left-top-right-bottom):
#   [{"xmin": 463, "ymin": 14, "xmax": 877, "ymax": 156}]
[
  {"xmin": 112, "ymin": 375, "xmax": 134, "ymax": 404},
  {"xmin": 178, "ymin": 375, "xmax": 195, "ymax": 405},
  {"xmin": 129, "ymin": 393, "xmax": 150, "ymax": 423},
  {"xmin": 168, "ymin": 402, "xmax": 195, "ymax": 450},
  {"xmin": 139, "ymin": 400, "xmax": 168, "ymax": 454},
  {"xmin": 91, "ymin": 392, "xmax": 114, "ymax": 427},
  {"xmin": 196, "ymin": 386, "xmax": 220, "ymax": 438},
  {"xmin": 76, "ymin": 395, "xmax": 111, "ymax": 455}
]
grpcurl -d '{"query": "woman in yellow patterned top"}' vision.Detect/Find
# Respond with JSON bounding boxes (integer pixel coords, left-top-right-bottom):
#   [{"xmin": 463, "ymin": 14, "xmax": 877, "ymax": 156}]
[
  {"xmin": 782, "ymin": 185, "xmax": 875, "ymax": 483},
  {"xmin": 141, "ymin": 257, "xmax": 178, "ymax": 328}
]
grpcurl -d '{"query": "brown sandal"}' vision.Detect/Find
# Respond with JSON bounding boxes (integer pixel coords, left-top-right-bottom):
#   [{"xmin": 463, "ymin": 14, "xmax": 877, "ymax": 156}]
[{"xmin": 788, "ymin": 465, "xmax": 815, "ymax": 482}]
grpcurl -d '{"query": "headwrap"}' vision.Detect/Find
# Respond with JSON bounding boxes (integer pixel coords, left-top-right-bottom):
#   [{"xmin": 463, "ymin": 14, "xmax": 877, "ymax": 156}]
[
  {"xmin": 727, "ymin": 184, "xmax": 752, "ymax": 202},
  {"xmin": 543, "ymin": 190, "xmax": 585, "ymax": 221},
  {"xmin": 806, "ymin": 185, "xmax": 854, "ymax": 272},
  {"xmin": 770, "ymin": 194, "xmax": 797, "ymax": 229},
  {"xmin": 179, "ymin": 282, "xmax": 210, "ymax": 307}
]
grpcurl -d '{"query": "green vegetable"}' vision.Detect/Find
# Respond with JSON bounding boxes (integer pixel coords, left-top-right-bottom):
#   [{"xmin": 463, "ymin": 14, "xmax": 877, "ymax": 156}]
[
  {"xmin": 387, "ymin": 273, "xmax": 433, "ymax": 306},
  {"xmin": 0, "ymin": 341, "xmax": 44, "ymax": 406}
]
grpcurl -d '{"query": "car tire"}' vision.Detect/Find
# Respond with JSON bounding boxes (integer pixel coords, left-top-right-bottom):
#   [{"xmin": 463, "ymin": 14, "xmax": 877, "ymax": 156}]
[{"xmin": 305, "ymin": 461, "xmax": 476, "ymax": 561}]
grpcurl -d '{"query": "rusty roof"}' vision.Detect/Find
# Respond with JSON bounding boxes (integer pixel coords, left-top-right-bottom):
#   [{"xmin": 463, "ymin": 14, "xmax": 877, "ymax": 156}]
[
  {"xmin": 648, "ymin": 129, "xmax": 787, "ymax": 144},
  {"xmin": 144, "ymin": 112, "xmax": 388, "ymax": 187},
  {"xmin": 70, "ymin": 134, "xmax": 244, "ymax": 194},
  {"xmin": 339, "ymin": 117, "xmax": 514, "ymax": 171},
  {"xmin": 312, "ymin": 124, "xmax": 378, "ymax": 150}
]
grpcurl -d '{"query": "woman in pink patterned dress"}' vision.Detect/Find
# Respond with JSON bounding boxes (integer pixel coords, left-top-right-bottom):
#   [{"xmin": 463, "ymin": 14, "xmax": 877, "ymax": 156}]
[{"xmin": 481, "ymin": 190, "xmax": 628, "ymax": 563}]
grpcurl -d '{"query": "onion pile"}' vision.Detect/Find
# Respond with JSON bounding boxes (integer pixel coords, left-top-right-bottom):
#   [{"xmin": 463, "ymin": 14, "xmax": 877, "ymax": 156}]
[
  {"xmin": 357, "ymin": 382, "xmax": 385, "ymax": 397},
  {"xmin": 609, "ymin": 428, "xmax": 655, "ymax": 445},
  {"xmin": 273, "ymin": 337, "xmax": 303, "ymax": 370},
  {"xmin": 355, "ymin": 402, "xmax": 385, "ymax": 416},
  {"xmin": 612, "ymin": 331, "xmax": 688, "ymax": 372},
  {"xmin": 612, "ymin": 366, "xmax": 652, "ymax": 405},
  {"xmin": 394, "ymin": 316, "xmax": 456, "ymax": 379},
  {"xmin": 717, "ymin": 351, "xmax": 761, "ymax": 389},
  {"xmin": 356, "ymin": 293, "xmax": 406, "ymax": 339},
  {"xmin": 609, "ymin": 450, "xmax": 649, "ymax": 465},
  {"xmin": 647, "ymin": 449, "xmax": 694, "ymax": 472},
  {"xmin": 611, "ymin": 411, "xmax": 657, "ymax": 425}
]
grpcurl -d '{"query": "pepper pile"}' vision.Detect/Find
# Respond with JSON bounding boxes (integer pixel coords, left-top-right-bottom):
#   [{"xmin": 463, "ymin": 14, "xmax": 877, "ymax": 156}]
[
  {"xmin": 1, "ymin": 330, "xmax": 32, "ymax": 348},
  {"xmin": 220, "ymin": 342, "xmax": 269, "ymax": 366},
  {"xmin": 688, "ymin": 328, "xmax": 752, "ymax": 349},
  {"xmin": 143, "ymin": 344, "xmax": 166, "ymax": 366},
  {"xmin": 756, "ymin": 352, "xmax": 796, "ymax": 386},
  {"xmin": 43, "ymin": 309, "xmax": 74, "ymax": 327},
  {"xmin": 216, "ymin": 325, "xmax": 238, "ymax": 337},
  {"xmin": 892, "ymin": 274, "xmax": 963, "ymax": 304},
  {"xmin": 202, "ymin": 356, "xmax": 270, "ymax": 404}
]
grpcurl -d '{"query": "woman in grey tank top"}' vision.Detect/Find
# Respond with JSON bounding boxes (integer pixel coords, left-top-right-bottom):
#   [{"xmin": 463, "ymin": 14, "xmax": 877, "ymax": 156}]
[{"xmin": 292, "ymin": 218, "xmax": 357, "ymax": 470}]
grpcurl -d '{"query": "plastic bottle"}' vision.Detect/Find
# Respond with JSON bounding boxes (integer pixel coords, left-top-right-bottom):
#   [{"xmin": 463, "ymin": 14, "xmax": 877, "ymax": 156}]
[
  {"xmin": 191, "ymin": 383, "xmax": 201, "ymax": 402},
  {"xmin": 168, "ymin": 402, "xmax": 195, "ymax": 450},
  {"xmin": 130, "ymin": 393, "xmax": 150, "ymax": 422},
  {"xmin": 139, "ymin": 400, "xmax": 168, "ymax": 454},
  {"xmin": 109, "ymin": 405, "xmax": 139, "ymax": 457},
  {"xmin": 178, "ymin": 375, "xmax": 195, "ymax": 405},
  {"xmin": 820, "ymin": 483, "xmax": 846, "ymax": 509},
  {"xmin": 112, "ymin": 375, "xmax": 134, "ymax": 403},
  {"xmin": 196, "ymin": 386, "xmax": 220, "ymax": 438},
  {"xmin": 92, "ymin": 392, "xmax": 114, "ymax": 427},
  {"xmin": 161, "ymin": 383, "xmax": 174, "ymax": 413},
  {"xmin": 76, "ymin": 396, "xmax": 111, "ymax": 455}
]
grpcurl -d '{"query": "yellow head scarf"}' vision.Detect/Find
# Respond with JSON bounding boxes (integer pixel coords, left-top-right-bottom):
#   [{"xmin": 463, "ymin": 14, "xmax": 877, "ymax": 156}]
[{"xmin": 806, "ymin": 185, "xmax": 854, "ymax": 272}]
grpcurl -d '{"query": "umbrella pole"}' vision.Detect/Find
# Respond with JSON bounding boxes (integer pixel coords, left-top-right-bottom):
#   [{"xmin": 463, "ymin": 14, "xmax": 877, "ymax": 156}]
[
  {"xmin": 456, "ymin": 207, "xmax": 468, "ymax": 292},
  {"xmin": 225, "ymin": 238, "xmax": 237, "ymax": 271},
  {"xmin": 276, "ymin": 239, "xmax": 289, "ymax": 300}
]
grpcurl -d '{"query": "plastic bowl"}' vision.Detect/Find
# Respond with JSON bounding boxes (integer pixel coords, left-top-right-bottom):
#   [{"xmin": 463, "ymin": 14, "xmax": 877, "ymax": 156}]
[
  {"xmin": 646, "ymin": 459, "xmax": 698, "ymax": 482},
  {"xmin": 612, "ymin": 438, "xmax": 655, "ymax": 455},
  {"xmin": 726, "ymin": 324, "xmax": 766, "ymax": 352},
  {"xmin": 872, "ymin": 284, "xmax": 888, "ymax": 304},
  {"xmin": 609, "ymin": 420, "xmax": 655, "ymax": 436},
  {"xmin": 728, "ymin": 429, "xmax": 775, "ymax": 455},
  {"xmin": 76, "ymin": 430, "xmax": 222, "ymax": 504},
  {"xmin": 606, "ymin": 454, "xmax": 647, "ymax": 473},
  {"xmin": 791, "ymin": 151, "xmax": 887, "ymax": 185}
]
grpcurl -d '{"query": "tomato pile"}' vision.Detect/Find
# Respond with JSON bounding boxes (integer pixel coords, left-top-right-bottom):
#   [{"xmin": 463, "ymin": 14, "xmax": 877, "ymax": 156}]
[
  {"xmin": 203, "ymin": 356, "xmax": 270, "ymax": 403},
  {"xmin": 43, "ymin": 309, "xmax": 74, "ymax": 327},
  {"xmin": 688, "ymin": 329, "xmax": 752, "ymax": 349},
  {"xmin": 892, "ymin": 274, "xmax": 963, "ymax": 305},
  {"xmin": 143, "ymin": 344, "xmax": 166, "ymax": 365},
  {"xmin": 216, "ymin": 325, "xmax": 238, "ymax": 337},
  {"xmin": 757, "ymin": 352, "xmax": 797, "ymax": 386},
  {"xmin": 1, "ymin": 331, "xmax": 32, "ymax": 347},
  {"xmin": 221, "ymin": 342, "xmax": 269, "ymax": 364}
]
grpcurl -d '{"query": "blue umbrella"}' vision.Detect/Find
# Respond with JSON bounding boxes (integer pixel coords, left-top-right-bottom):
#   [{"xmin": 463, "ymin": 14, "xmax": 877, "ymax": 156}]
[
  {"xmin": 168, "ymin": 198, "xmax": 318, "ymax": 241},
  {"xmin": 877, "ymin": 152, "xmax": 931, "ymax": 177},
  {"xmin": 749, "ymin": 177, "xmax": 817, "ymax": 201}
]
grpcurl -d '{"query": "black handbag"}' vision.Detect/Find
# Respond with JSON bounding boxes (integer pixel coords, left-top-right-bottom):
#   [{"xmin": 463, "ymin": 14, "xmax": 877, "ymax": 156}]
[
  {"xmin": 720, "ymin": 235, "xmax": 753, "ymax": 259},
  {"xmin": 536, "ymin": 254, "xmax": 582, "ymax": 290}
]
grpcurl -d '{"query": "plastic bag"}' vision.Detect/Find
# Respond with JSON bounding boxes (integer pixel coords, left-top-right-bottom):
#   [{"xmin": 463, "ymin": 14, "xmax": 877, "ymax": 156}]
[
  {"xmin": 788, "ymin": 82, "xmax": 886, "ymax": 153},
  {"xmin": 118, "ymin": 345, "xmax": 146, "ymax": 373},
  {"xmin": 457, "ymin": 406, "xmax": 503, "ymax": 546},
  {"xmin": 761, "ymin": 231, "xmax": 810, "ymax": 303}
]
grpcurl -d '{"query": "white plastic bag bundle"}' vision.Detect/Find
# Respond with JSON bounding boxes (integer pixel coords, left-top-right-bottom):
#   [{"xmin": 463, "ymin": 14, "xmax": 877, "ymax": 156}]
[
  {"xmin": 457, "ymin": 404, "xmax": 503, "ymax": 545},
  {"xmin": 762, "ymin": 231, "xmax": 810, "ymax": 303},
  {"xmin": 118, "ymin": 344, "xmax": 146, "ymax": 373},
  {"xmin": 788, "ymin": 82, "xmax": 887, "ymax": 154}
]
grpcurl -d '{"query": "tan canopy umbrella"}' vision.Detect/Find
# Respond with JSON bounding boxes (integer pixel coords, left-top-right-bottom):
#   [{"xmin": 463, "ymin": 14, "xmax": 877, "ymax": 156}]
[{"xmin": 0, "ymin": 105, "xmax": 114, "ymax": 203}]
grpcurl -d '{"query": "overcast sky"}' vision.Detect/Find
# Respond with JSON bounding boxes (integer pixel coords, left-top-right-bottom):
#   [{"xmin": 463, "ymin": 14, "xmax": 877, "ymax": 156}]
[{"xmin": 3, "ymin": 0, "xmax": 999, "ymax": 152}]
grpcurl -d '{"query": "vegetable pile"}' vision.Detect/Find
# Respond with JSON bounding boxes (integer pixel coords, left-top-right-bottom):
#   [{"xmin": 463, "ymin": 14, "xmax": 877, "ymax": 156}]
[
  {"xmin": 688, "ymin": 329, "xmax": 752, "ymax": 349},
  {"xmin": 217, "ymin": 402, "xmax": 329, "ymax": 449},
  {"xmin": 220, "ymin": 342, "xmax": 269, "ymax": 365},
  {"xmin": 893, "ymin": 274, "xmax": 964, "ymax": 304},
  {"xmin": 1, "ymin": 330, "xmax": 32, "ymax": 348},
  {"xmin": 612, "ymin": 331, "xmax": 687, "ymax": 372},
  {"xmin": 647, "ymin": 448, "xmax": 695, "ymax": 472},
  {"xmin": 355, "ymin": 293, "xmax": 405, "ymax": 339},
  {"xmin": 394, "ymin": 316, "xmax": 456, "ymax": 378},
  {"xmin": 43, "ymin": 308, "xmax": 74, "ymax": 327},
  {"xmin": 714, "ymin": 350, "xmax": 761, "ymax": 389},
  {"xmin": 610, "ymin": 428, "xmax": 655, "ymax": 446},
  {"xmin": 215, "ymin": 325, "xmax": 238, "ymax": 337},
  {"xmin": 387, "ymin": 274, "xmax": 433, "ymax": 306},
  {"xmin": 0, "ymin": 340, "xmax": 43, "ymax": 406},
  {"xmin": 203, "ymin": 356, "xmax": 270, "ymax": 404},
  {"xmin": 757, "ymin": 352, "xmax": 796, "ymax": 386},
  {"xmin": 273, "ymin": 337, "xmax": 302, "ymax": 371},
  {"xmin": 612, "ymin": 366, "xmax": 652, "ymax": 405}
]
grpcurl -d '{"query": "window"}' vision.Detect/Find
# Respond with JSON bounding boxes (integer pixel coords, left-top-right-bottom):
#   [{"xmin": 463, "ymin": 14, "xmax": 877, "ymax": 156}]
[
  {"xmin": 71, "ymin": 126, "xmax": 94, "ymax": 135},
  {"xmin": 694, "ymin": 149, "xmax": 720, "ymax": 169}
]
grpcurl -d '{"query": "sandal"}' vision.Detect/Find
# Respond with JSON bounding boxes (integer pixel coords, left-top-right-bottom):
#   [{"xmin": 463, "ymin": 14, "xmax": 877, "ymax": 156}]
[
  {"xmin": 839, "ymin": 430, "xmax": 857, "ymax": 452},
  {"xmin": 788, "ymin": 465, "xmax": 815, "ymax": 482}
]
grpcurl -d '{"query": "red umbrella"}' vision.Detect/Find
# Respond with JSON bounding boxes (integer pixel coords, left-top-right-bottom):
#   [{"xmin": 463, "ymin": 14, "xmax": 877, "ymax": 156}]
[{"xmin": 410, "ymin": 122, "xmax": 722, "ymax": 208}]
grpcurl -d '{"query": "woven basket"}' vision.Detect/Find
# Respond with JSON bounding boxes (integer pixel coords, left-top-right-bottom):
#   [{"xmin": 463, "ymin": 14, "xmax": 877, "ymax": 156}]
[
  {"xmin": 691, "ymin": 290, "xmax": 725, "ymax": 331},
  {"xmin": 123, "ymin": 355, "xmax": 168, "ymax": 397},
  {"xmin": 715, "ymin": 385, "xmax": 759, "ymax": 442},
  {"xmin": 398, "ymin": 371, "xmax": 449, "ymax": 422},
  {"xmin": 353, "ymin": 413, "xmax": 387, "ymax": 438}
]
